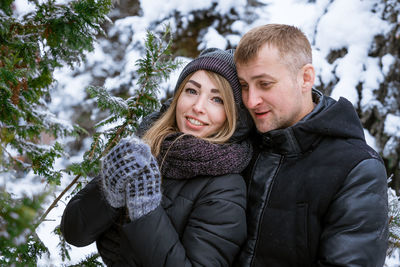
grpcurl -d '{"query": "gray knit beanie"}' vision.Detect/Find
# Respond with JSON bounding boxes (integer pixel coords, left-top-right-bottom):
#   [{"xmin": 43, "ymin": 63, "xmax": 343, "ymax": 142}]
[
  {"xmin": 174, "ymin": 48, "xmax": 254, "ymax": 142},
  {"xmin": 175, "ymin": 48, "xmax": 242, "ymax": 106}
]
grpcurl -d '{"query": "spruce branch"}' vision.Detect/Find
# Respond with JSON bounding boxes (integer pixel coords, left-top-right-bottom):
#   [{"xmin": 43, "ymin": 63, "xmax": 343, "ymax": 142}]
[
  {"xmin": 387, "ymin": 175, "xmax": 400, "ymax": 256},
  {"xmin": 0, "ymin": 189, "xmax": 50, "ymax": 266},
  {"xmin": 67, "ymin": 252, "xmax": 104, "ymax": 267},
  {"xmin": 1, "ymin": 0, "xmax": 113, "ymax": 264},
  {"xmin": 36, "ymin": 24, "xmax": 181, "ymax": 230},
  {"xmin": 1, "ymin": 0, "xmax": 112, "ymax": 185},
  {"xmin": 36, "ymin": 174, "xmax": 81, "ymax": 228},
  {"xmin": 53, "ymin": 225, "xmax": 71, "ymax": 262}
]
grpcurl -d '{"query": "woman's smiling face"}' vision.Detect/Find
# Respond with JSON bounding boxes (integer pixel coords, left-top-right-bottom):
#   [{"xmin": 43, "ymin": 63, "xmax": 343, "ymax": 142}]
[{"xmin": 175, "ymin": 70, "xmax": 227, "ymax": 138}]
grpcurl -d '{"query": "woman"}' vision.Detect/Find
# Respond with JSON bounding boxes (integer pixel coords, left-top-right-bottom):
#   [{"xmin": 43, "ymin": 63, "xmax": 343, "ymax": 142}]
[{"xmin": 61, "ymin": 48, "xmax": 253, "ymax": 266}]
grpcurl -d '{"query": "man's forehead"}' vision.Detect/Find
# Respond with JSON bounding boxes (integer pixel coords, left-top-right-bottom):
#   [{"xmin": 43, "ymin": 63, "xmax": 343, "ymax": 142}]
[
  {"xmin": 237, "ymin": 72, "xmax": 275, "ymax": 82},
  {"xmin": 236, "ymin": 59, "xmax": 272, "ymax": 74}
]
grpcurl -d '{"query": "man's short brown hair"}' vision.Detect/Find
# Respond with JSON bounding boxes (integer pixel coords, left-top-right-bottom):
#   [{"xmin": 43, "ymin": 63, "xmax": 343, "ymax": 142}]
[{"xmin": 234, "ymin": 24, "xmax": 312, "ymax": 74}]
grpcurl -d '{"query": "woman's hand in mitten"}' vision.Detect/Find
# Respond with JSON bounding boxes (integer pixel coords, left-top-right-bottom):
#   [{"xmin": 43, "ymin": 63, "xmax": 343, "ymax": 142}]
[
  {"xmin": 126, "ymin": 154, "xmax": 162, "ymax": 221},
  {"xmin": 101, "ymin": 135, "xmax": 155, "ymax": 208}
]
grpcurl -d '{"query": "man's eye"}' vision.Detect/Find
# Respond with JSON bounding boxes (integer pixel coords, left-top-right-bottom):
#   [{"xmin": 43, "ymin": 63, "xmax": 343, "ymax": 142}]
[
  {"xmin": 260, "ymin": 82, "xmax": 271, "ymax": 88},
  {"xmin": 240, "ymin": 84, "xmax": 249, "ymax": 90},
  {"xmin": 212, "ymin": 97, "xmax": 224, "ymax": 104}
]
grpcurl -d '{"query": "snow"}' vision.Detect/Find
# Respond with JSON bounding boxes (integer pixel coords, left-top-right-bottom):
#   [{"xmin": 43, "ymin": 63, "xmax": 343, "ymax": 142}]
[
  {"xmin": 257, "ymin": 0, "xmax": 326, "ymax": 37},
  {"xmin": 139, "ymin": 0, "xmax": 247, "ymax": 22},
  {"xmin": 383, "ymin": 136, "xmax": 399, "ymax": 160},
  {"xmin": 199, "ymin": 28, "xmax": 228, "ymax": 50},
  {"xmin": 12, "ymin": 0, "xmax": 35, "ymax": 18},
  {"xmin": 385, "ymin": 114, "xmax": 400, "ymax": 138},
  {"xmin": 231, "ymin": 20, "xmax": 247, "ymax": 33},
  {"xmin": 51, "ymin": 68, "xmax": 92, "ymax": 111},
  {"xmin": 312, "ymin": 48, "xmax": 335, "ymax": 87},
  {"xmin": 387, "ymin": 250, "xmax": 400, "ymax": 267},
  {"xmin": 382, "ymin": 54, "xmax": 396, "ymax": 76},
  {"xmin": 5, "ymin": 0, "xmax": 399, "ymax": 266},
  {"xmin": 364, "ymin": 129, "xmax": 378, "ymax": 152},
  {"xmin": 314, "ymin": 0, "xmax": 389, "ymax": 103}
]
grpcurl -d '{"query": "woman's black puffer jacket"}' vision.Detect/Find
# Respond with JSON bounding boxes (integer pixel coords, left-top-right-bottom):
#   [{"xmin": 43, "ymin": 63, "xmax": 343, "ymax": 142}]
[{"xmin": 61, "ymin": 170, "xmax": 247, "ymax": 266}]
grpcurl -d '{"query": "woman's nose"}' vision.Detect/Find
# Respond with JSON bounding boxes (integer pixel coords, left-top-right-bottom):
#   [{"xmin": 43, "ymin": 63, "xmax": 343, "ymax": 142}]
[{"xmin": 192, "ymin": 96, "xmax": 206, "ymax": 114}]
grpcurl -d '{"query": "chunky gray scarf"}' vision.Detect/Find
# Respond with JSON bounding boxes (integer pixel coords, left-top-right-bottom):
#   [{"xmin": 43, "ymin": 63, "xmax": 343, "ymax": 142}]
[{"xmin": 157, "ymin": 133, "xmax": 253, "ymax": 179}]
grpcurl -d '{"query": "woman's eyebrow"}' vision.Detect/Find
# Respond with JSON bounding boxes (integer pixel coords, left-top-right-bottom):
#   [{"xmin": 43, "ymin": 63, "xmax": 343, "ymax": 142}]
[{"xmin": 187, "ymin": 80, "xmax": 201, "ymax": 88}]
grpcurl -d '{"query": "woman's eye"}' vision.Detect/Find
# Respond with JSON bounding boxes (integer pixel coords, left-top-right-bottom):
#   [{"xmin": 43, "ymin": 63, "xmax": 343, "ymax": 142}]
[
  {"xmin": 212, "ymin": 96, "xmax": 224, "ymax": 104},
  {"xmin": 185, "ymin": 88, "xmax": 197, "ymax": 95}
]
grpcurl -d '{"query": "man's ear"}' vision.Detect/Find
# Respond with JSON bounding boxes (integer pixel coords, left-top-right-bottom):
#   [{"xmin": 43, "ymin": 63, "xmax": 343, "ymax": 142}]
[{"xmin": 299, "ymin": 63, "xmax": 315, "ymax": 92}]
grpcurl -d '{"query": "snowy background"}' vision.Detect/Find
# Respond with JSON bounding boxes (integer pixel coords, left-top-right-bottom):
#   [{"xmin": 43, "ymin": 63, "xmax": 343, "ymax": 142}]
[{"xmin": 6, "ymin": 0, "xmax": 400, "ymax": 266}]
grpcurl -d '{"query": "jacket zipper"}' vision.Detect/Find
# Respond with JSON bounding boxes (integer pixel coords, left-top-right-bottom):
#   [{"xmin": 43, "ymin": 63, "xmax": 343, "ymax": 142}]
[{"xmin": 249, "ymin": 154, "xmax": 285, "ymax": 267}]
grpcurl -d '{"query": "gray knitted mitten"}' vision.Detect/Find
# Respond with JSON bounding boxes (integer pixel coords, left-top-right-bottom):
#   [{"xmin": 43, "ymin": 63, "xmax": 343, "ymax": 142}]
[
  {"xmin": 101, "ymin": 136, "xmax": 161, "ymax": 211},
  {"xmin": 126, "ymin": 154, "xmax": 162, "ymax": 220}
]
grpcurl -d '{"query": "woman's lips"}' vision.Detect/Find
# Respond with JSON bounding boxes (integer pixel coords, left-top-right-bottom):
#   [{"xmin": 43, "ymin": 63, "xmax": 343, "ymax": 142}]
[{"xmin": 185, "ymin": 116, "xmax": 208, "ymax": 129}]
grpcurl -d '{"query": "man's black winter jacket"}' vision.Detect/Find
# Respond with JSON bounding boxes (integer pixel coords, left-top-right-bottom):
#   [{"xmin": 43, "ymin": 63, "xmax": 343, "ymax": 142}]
[{"xmin": 237, "ymin": 90, "xmax": 388, "ymax": 267}]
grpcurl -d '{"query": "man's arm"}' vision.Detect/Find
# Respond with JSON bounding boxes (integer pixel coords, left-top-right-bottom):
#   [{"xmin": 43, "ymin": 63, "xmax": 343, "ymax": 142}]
[{"xmin": 317, "ymin": 158, "xmax": 388, "ymax": 267}]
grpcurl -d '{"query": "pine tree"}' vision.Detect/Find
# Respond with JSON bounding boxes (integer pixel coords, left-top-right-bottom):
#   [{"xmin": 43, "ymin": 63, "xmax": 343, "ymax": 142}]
[
  {"xmin": 39, "ymin": 24, "xmax": 181, "ymax": 229},
  {"xmin": 0, "ymin": 0, "xmax": 112, "ymax": 264},
  {"xmin": 388, "ymin": 185, "xmax": 400, "ymax": 255},
  {"xmin": 0, "ymin": 0, "xmax": 180, "ymax": 265}
]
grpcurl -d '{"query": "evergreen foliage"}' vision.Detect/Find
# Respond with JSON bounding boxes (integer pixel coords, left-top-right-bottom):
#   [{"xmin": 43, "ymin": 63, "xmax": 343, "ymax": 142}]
[
  {"xmin": 0, "ymin": 190, "xmax": 49, "ymax": 266},
  {"xmin": 1, "ymin": 0, "xmax": 180, "ymax": 263},
  {"xmin": 1, "ymin": 0, "xmax": 179, "ymax": 262},
  {"xmin": 45, "ymin": 24, "xmax": 180, "ymax": 264},
  {"xmin": 62, "ymin": 24, "xmax": 180, "ymax": 195},
  {"xmin": 0, "ymin": 0, "xmax": 112, "ymax": 185},
  {"xmin": 68, "ymin": 253, "xmax": 103, "ymax": 266},
  {"xmin": 0, "ymin": 0, "xmax": 113, "ymax": 264},
  {"xmin": 388, "ymin": 181, "xmax": 400, "ymax": 255}
]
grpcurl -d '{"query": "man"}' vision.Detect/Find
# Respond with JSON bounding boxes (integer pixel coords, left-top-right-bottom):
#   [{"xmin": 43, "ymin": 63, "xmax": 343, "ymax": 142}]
[{"xmin": 234, "ymin": 24, "xmax": 388, "ymax": 267}]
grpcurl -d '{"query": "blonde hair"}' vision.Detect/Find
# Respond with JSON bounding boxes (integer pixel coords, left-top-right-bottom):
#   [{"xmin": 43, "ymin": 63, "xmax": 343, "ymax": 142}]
[
  {"xmin": 234, "ymin": 24, "xmax": 312, "ymax": 74},
  {"xmin": 142, "ymin": 70, "xmax": 237, "ymax": 156}
]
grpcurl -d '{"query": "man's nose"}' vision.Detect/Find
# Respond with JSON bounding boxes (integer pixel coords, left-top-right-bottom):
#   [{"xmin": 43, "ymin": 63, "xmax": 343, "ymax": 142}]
[{"xmin": 244, "ymin": 87, "xmax": 262, "ymax": 109}]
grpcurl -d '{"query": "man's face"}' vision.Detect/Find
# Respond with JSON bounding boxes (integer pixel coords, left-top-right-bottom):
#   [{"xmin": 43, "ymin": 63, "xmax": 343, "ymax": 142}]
[{"xmin": 237, "ymin": 44, "xmax": 309, "ymax": 133}]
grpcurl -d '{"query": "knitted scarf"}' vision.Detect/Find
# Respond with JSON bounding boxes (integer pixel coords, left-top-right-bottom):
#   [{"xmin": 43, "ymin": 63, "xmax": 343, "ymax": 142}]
[{"xmin": 157, "ymin": 133, "xmax": 253, "ymax": 179}]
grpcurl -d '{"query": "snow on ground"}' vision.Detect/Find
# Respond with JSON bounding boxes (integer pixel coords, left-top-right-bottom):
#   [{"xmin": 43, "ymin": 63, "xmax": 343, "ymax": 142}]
[
  {"xmin": 386, "ymin": 250, "xmax": 400, "ymax": 267},
  {"xmin": 6, "ymin": 0, "xmax": 399, "ymax": 266}
]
